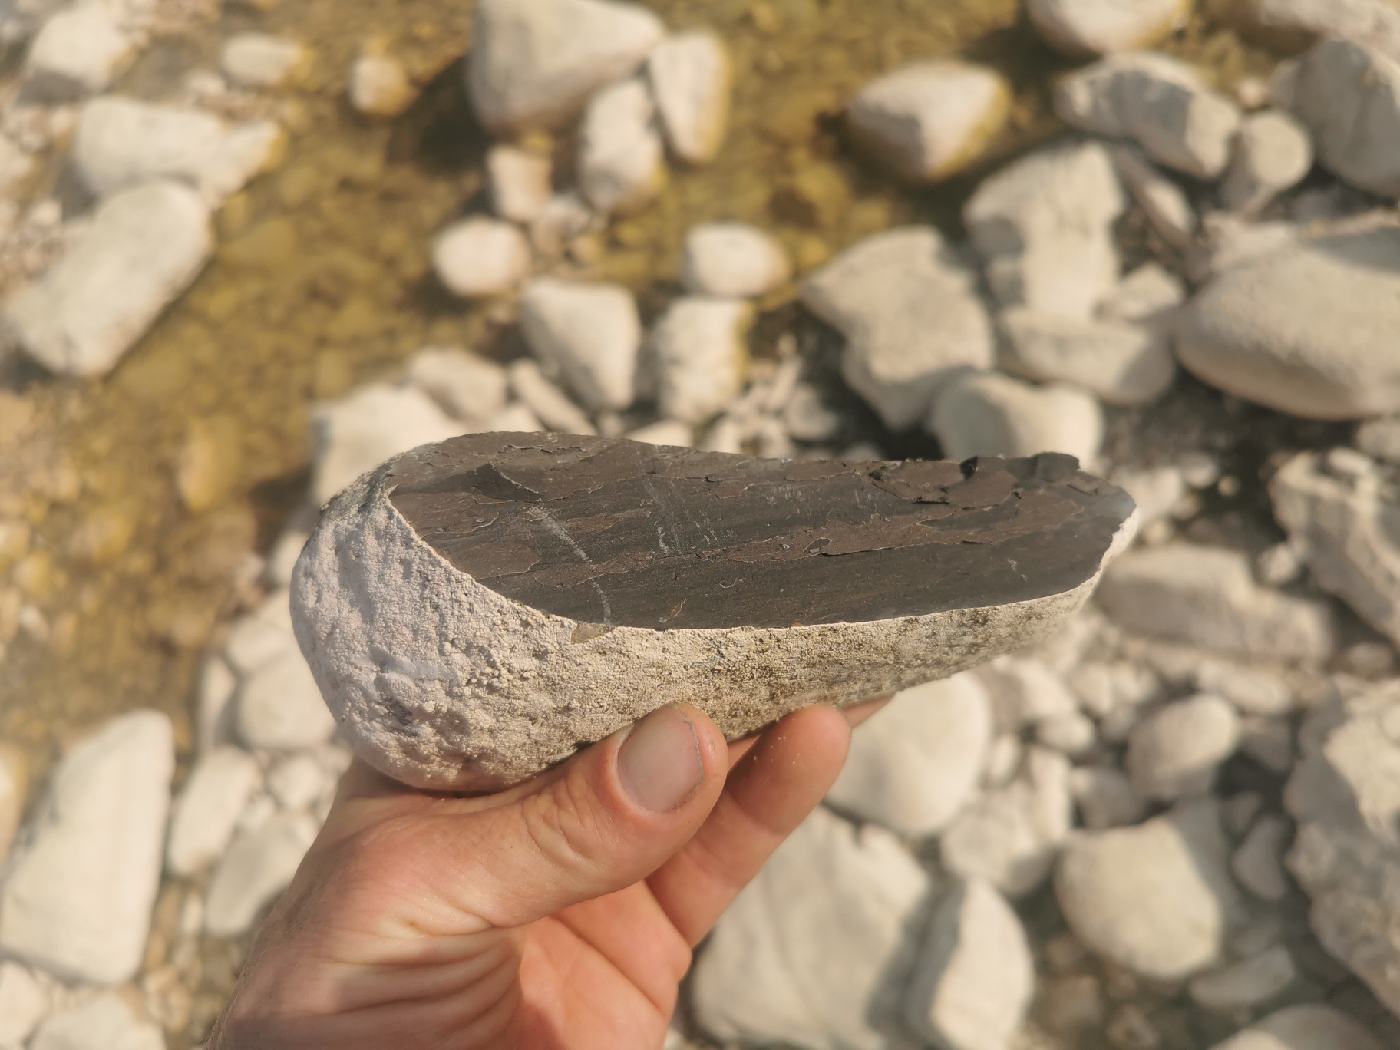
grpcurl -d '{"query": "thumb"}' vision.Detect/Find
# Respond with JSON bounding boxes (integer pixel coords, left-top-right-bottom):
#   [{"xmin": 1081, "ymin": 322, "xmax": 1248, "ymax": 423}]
[{"xmin": 407, "ymin": 703, "xmax": 730, "ymax": 932}]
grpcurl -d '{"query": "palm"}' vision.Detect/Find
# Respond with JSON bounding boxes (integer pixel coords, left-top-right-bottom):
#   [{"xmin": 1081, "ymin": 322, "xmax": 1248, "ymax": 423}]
[{"xmin": 515, "ymin": 887, "xmax": 688, "ymax": 1049}]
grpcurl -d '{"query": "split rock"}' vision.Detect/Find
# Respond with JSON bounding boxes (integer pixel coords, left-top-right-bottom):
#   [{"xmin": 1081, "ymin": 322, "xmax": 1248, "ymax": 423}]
[{"xmin": 291, "ymin": 433, "xmax": 1135, "ymax": 790}]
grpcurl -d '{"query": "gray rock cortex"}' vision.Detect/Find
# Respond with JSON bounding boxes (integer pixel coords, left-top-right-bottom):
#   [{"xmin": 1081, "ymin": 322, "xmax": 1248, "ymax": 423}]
[{"xmin": 292, "ymin": 433, "xmax": 1136, "ymax": 790}]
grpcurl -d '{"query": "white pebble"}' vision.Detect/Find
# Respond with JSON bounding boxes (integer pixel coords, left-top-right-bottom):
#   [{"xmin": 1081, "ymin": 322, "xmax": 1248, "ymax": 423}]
[
  {"xmin": 651, "ymin": 296, "xmax": 751, "ymax": 424},
  {"xmin": 681, "ymin": 222, "xmax": 790, "ymax": 298},
  {"xmin": 648, "ymin": 30, "xmax": 730, "ymax": 164},
  {"xmin": 577, "ymin": 78, "xmax": 665, "ymax": 214},
  {"xmin": 486, "ymin": 145, "xmax": 553, "ymax": 224},
  {"xmin": 431, "ymin": 217, "xmax": 531, "ymax": 299}
]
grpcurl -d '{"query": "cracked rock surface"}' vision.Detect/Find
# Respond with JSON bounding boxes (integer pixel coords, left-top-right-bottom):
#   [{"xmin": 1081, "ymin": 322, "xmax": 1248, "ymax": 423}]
[{"xmin": 291, "ymin": 432, "xmax": 1135, "ymax": 789}]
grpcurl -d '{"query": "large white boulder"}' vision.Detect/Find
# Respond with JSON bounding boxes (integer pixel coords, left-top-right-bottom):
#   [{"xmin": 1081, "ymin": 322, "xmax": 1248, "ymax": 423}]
[
  {"xmin": 801, "ymin": 227, "xmax": 992, "ymax": 429},
  {"xmin": 520, "ymin": 277, "xmax": 641, "ymax": 411},
  {"xmin": 1055, "ymin": 52, "xmax": 1241, "ymax": 177},
  {"xmin": 647, "ymin": 30, "xmax": 730, "ymax": 165},
  {"xmin": 963, "ymin": 141, "xmax": 1124, "ymax": 319},
  {"xmin": 1286, "ymin": 689, "xmax": 1400, "ymax": 1019},
  {"xmin": 1027, "ymin": 0, "xmax": 1190, "ymax": 56},
  {"xmin": 1271, "ymin": 449, "xmax": 1400, "ymax": 646},
  {"xmin": 904, "ymin": 879, "xmax": 1033, "ymax": 1050},
  {"xmin": 0, "ymin": 712, "xmax": 173, "ymax": 984},
  {"xmin": 928, "ymin": 371, "xmax": 1104, "ymax": 468},
  {"xmin": 1176, "ymin": 227, "xmax": 1400, "ymax": 420},
  {"xmin": 4, "ymin": 181, "xmax": 211, "ymax": 378},
  {"xmin": 847, "ymin": 62, "xmax": 1010, "ymax": 182},
  {"xmin": 1096, "ymin": 543, "xmax": 1337, "ymax": 663},
  {"xmin": 1056, "ymin": 800, "xmax": 1244, "ymax": 980},
  {"xmin": 691, "ymin": 807, "xmax": 933, "ymax": 1049},
  {"xmin": 468, "ymin": 0, "xmax": 663, "ymax": 132},
  {"xmin": 1275, "ymin": 38, "xmax": 1400, "ymax": 196},
  {"xmin": 826, "ymin": 674, "xmax": 993, "ymax": 838}
]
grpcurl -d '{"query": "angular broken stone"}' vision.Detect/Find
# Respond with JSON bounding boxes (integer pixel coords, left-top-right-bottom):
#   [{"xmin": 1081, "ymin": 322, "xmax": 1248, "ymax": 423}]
[{"xmin": 292, "ymin": 433, "xmax": 1135, "ymax": 790}]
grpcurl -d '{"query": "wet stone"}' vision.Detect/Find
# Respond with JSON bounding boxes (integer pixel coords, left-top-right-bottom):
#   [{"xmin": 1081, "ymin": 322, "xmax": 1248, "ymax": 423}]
[{"xmin": 292, "ymin": 434, "xmax": 1135, "ymax": 789}]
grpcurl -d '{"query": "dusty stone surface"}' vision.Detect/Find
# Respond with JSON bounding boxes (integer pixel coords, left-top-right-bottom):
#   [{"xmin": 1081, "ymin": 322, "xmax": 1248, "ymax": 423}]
[
  {"xmin": 691, "ymin": 807, "xmax": 932, "ymax": 1050},
  {"xmin": 680, "ymin": 222, "xmax": 789, "ymax": 299},
  {"xmin": 1177, "ymin": 228, "xmax": 1400, "ymax": 420},
  {"xmin": 846, "ymin": 61, "xmax": 1011, "ymax": 182},
  {"xmin": 1096, "ymin": 543, "xmax": 1337, "ymax": 663},
  {"xmin": 826, "ymin": 673, "xmax": 993, "ymax": 837},
  {"xmin": 1101, "ymin": 261, "xmax": 1185, "ymax": 323},
  {"xmin": 647, "ymin": 30, "xmax": 730, "ymax": 165},
  {"xmin": 1055, "ymin": 800, "xmax": 1244, "ymax": 980},
  {"xmin": 1285, "ymin": 692, "xmax": 1400, "ymax": 1019},
  {"xmin": 1055, "ymin": 52, "xmax": 1242, "ymax": 177},
  {"xmin": 1222, "ymin": 110, "xmax": 1313, "ymax": 213},
  {"xmin": 576, "ymin": 77, "xmax": 665, "ymax": 214},
  {"xmin": 4, "ymin": 181, "xmax": 211, "ymax": 379},
  {"xmin": 928, "ymin": 371, "xmax": 1104, "ymax": 468},
  {"xmin": 1027, "ymin": 0, "xmax": 1189, "ymax": 56},
  {"xmin": 964, "ymin": 140, "xmax": 1124, "ymax": 320},
  {"xmin": 1275, "ymin": 38, "xmax": 1400, "ymax": 196},
  {"xmin": 1209, "ymin": 1004, "xmax": 1383, "ymax": 1050},
  {"xmin": 468, "ymin": 0, "xmax": 664, "ymax": 133},
  {"xmin": 28, "ymin": 992, "xmax": 164, "ymax": 1050},
  {"xmin": 651, "ymin": 296, "xmax": 751, "ymax": 425},
  {"xmin": 904, "ymin": 879, "xmax": 1033, "ymax": 1050},
  {"xmin": 291, "ymin": 434, "xmax": 1134, "ymax": 790},
  {"xmin": 801, "ymin": 226, "xmax": 993, "ymax": 429},
  {"xmin": 1270, "ymin": 450, "xmax": 1400, "ymax": 645},
  {"xmin": 0, "ymin": 712, "xmax": 173, "ymax": 985},
  {"xmin": 431, "ymin": 217, "xmax": 531, "ymax": 299},
  {"xmin": 999, "ymin": 308, "xmax": 1175, "ymax": 406},
  {"xmin": 520, "ymin": 277, "xmax": 641, "ymax": 412},
  {"xmin": 1125, "ymin": 694, "xmax": 1241, "ymax": 801}
]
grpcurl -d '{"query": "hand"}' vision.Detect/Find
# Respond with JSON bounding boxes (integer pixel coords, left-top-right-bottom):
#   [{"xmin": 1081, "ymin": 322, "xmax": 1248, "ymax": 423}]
[{"xmin": 210, "ymin": 699, "xmax": 887, "ymax": 1050}]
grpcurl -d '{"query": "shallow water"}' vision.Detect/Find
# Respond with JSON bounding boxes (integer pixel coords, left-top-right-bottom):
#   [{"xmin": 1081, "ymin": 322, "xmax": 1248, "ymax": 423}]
[{"xmin": 1, "ymin": 0, "xmax": 1274, "ymax": 765}]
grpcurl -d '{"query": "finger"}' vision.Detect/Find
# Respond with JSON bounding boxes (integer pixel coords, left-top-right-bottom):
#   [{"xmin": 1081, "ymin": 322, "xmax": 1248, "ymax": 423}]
[
  {"xmin": 645, "ymin": 705, "xmax": 851, "ymax": 946},
  {"xmin": 724, "ymin": 694, "xmax": 892, "ymax": 771},
  {"xmin": 374, "ymin": 703, "xmax": 729, "ymax": 936}
]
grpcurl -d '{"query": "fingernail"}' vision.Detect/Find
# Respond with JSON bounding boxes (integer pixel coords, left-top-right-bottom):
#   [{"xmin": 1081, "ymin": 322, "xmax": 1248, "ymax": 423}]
[{"xmin": 618, "ymin": 706, "xmax": 705, "ymax": 812}]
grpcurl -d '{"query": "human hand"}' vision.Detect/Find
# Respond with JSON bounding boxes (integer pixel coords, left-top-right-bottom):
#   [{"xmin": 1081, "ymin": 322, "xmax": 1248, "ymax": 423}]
[{"xmin": 210, "ymin": 699, "xmax": 887, "ymax": 1050}]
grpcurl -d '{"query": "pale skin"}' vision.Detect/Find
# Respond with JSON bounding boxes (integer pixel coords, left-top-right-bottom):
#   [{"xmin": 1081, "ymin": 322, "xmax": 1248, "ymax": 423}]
[{"xmin": 210, "ymin": 699, "xmax": 888, "ymax": 1050}]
